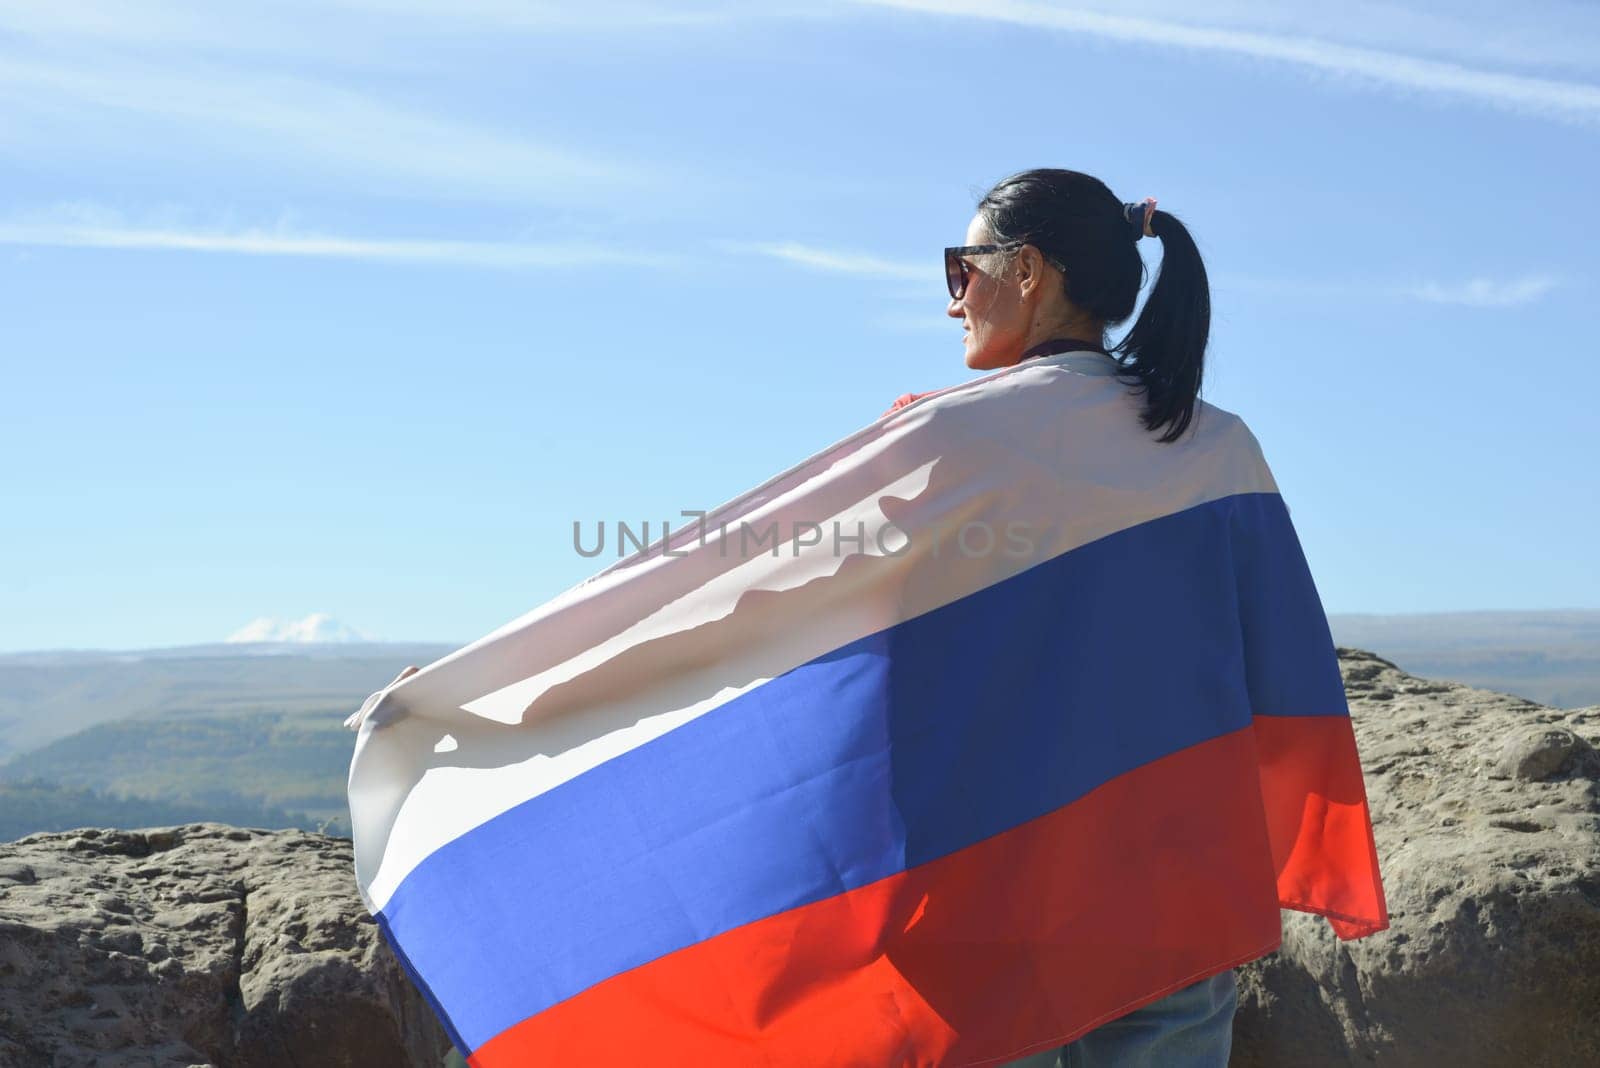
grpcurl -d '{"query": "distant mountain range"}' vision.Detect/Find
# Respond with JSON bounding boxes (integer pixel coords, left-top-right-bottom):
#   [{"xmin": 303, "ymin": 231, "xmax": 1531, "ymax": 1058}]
[
  {"xmin": 1327, "ymin": 610, "xmax": 1600, "ymax": 709},
  {"xmin": 0, "ymin": 610, "xmax": 1595, "ymax": 844}
]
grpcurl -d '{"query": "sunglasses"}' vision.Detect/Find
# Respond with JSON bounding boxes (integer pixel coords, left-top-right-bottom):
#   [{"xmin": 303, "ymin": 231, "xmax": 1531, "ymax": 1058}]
[{"xmin": 944, "ymin": 241, "xmax": 1023, "ymax": 301}]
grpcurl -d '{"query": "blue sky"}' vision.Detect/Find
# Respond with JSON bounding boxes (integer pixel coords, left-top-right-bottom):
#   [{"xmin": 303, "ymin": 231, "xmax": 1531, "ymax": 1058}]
[{"xmin": 2, "ymin": 0, "xmax": 1596, "ymax": 651}]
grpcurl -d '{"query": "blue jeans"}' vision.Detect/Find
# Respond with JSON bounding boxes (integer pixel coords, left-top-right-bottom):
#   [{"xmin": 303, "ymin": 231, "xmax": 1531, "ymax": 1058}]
[{"xmin": 995, "ymin": 968, "xmax": 1237, "ymax": 1068}]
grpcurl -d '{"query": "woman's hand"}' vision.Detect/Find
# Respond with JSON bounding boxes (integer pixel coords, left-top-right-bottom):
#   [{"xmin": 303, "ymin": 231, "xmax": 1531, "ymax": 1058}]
[
  {"xmin": 882, "ymin": 391, "xmax": 933, "ymax": 418},
  {"xmin": 345, "ymin": 664, "xmax": 421, "ymax": 730}
]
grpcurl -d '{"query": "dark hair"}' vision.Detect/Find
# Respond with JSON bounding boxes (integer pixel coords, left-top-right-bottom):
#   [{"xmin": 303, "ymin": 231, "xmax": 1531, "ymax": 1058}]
[{"xmin": 975, "ymin": 168, "xmax": 1210, "ymax": 444}]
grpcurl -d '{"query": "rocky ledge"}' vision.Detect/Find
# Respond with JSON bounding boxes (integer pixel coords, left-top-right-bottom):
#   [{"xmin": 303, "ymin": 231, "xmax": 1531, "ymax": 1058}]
[
  {"xmin": 1234, "ymin": 647, "xmax": 1600, "ymax": 1066},
  {"xmin": 0, "ymin": 825, "xmax": 448, "ymax": 1068},
  {"xmin": 1, "ymin": 647, "xmax": 1596, "ymax": 1066}
]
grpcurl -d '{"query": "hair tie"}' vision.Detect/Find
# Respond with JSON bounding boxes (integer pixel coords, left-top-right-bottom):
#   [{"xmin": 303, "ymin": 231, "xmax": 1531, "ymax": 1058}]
[{"xmin": 1123, "ymin": 197, "xmax": 1158, "ymax": 241}]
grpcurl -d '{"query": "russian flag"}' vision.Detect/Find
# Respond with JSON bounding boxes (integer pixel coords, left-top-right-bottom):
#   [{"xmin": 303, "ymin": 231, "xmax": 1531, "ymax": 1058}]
[{"xmin": 347, "ymin": 349, "xmax": 1388, "ymax": 1067}]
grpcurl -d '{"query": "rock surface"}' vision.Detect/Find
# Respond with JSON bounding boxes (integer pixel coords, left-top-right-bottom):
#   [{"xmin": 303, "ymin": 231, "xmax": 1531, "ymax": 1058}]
[
  {"xmin": 1233, "ymin": 647, "xmax": 1600, "ymax": 1067},
  {"xmin": 0, "ymin": 824, "xmax": 450, "ymax": 1068}
]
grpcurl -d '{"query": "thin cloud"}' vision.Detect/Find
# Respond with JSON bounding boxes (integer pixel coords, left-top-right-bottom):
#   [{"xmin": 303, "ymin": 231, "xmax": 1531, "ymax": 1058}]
[
  {"xmin": 924, "ymin": 1, "xmax": 1600, "ymax": 78},
  {"xmin": 1211, "ymin": 274, "xmax": 1366, "ymax": 299},
  {"xmin": 1217, "ymin": 271, "xmax": 1567, "ymax": 307},
  {"xmin": 320, "ymin": 0, "xmax": 790, "ymax": 32},
  {"xmin": 0, "ymin": 54, "xmax": 646, "ymax": 204},
  {"xmin": 722, "ymin": 240, "xmax": 927, "ymax": 281},
  {"xmin": 0, "ymin": 1, "xmax": 819, "ymax": 52},
  {"xmin": 731, "ymin": 249, "xmax": 1567, "ymax": 310},
  {"xmin": 1397, "ymin": 275, "xmax": 1564, "ymax": 307},
  {"xmin": 848, "ymin": 0, "xmax": 1600, "ymax": 127},
  {"xmin": 7, "ymin": 3, "xmax": 1594, "ymax": 79},
  {"xmin": 0, "ymin": 212, "xmax": 679, "ymax": 270}
]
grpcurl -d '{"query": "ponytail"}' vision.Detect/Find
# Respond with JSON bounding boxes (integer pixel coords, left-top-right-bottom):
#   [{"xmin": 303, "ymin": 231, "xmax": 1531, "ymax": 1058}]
[{"xmin": 1109, "ymin": 208, "xmax": 1210, "ymax": 444}]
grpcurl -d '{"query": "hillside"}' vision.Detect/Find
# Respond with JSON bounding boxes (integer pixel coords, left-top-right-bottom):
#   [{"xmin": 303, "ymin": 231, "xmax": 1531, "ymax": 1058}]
[
  {"xmin": 2, "ymin": 617, "xmax": 1597, "ymax": 845},
  {"xmin": 0, "ymin": 641, "xmax": 453, "ymax": 762},
  {"xmin": 0, "ymin": 779, "xmax": 328, "ymax": 842},
  {"xmin": 0, "ymin": 713, "xmax": 355, "ymax": 829}
]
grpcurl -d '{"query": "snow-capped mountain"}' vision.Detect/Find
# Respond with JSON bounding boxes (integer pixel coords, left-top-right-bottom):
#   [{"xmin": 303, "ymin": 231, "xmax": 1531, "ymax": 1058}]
[{"xmin": 225, "ymin": 613, "xmax": 370, "ymax": 644}]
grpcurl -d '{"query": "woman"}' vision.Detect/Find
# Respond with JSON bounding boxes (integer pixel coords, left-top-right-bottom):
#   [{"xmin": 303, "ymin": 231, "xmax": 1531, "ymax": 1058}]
[
  {"xmin": 900, "ymin": 169, "xmax": 1237, "ymax": 1067},
  {"xmin": 356, "ymin": 171, "xmax": 1356, "ymax": 1061}
]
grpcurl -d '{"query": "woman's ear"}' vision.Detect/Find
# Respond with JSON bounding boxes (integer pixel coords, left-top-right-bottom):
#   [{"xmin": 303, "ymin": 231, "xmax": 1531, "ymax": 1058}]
[{"xmin": 1014, "ymin": 245, "xmax": 1046, "ymax": 300}]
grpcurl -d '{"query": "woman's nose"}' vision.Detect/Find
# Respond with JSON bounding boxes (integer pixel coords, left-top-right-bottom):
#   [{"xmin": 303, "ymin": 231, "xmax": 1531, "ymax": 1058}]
[{"xmin": 947, "ymin": 298, "xmax": 963, "ymax": 317}]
